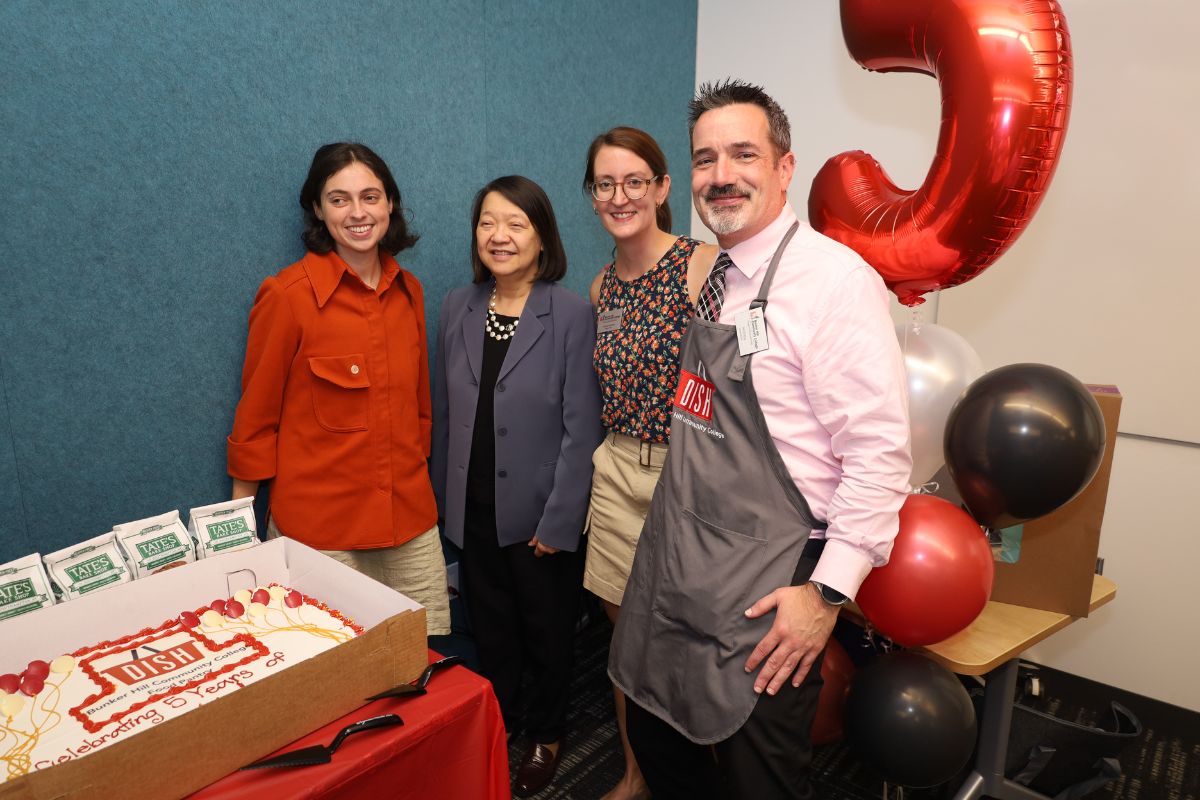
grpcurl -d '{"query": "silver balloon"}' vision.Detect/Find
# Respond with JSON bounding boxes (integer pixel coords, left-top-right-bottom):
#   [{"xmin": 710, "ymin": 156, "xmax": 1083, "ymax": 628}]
[{"xmin": 896, "ymin": 323, "xmax": 984, "ymax": 485}]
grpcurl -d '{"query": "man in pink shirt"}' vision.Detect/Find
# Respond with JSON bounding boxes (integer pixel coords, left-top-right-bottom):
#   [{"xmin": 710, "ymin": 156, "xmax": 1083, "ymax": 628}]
[{"xmin": 609, "ymin": 80, "xmax": 912, "ymax": 799}]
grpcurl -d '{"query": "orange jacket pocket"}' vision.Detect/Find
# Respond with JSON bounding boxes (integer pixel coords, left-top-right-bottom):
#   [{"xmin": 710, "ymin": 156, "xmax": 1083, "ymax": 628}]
[{"xmin": 308, "ymin": 355, "xmax": 370, "ymax": 432}]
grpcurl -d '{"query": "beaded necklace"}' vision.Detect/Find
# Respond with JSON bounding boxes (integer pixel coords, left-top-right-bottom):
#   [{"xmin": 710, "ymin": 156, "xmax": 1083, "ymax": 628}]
[{"xmin": 486, "ymin": 287, "xmax": 520, "ymax": 341}]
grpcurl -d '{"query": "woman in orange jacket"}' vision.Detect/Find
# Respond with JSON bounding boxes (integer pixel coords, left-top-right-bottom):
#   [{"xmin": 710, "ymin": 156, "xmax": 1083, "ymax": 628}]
[{"xmin": 227, "ymin": 143, "xmax": 449, "ymax": 635}]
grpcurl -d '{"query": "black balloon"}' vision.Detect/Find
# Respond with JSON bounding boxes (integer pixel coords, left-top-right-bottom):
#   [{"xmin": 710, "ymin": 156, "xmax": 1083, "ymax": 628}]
[
  {"xmin": 845, "ymin": 652, "xmax": 977, "ymax": 788},
  {"xmin": 943, "ymin": 363, "xmax": 1106, "ymax": 529}
]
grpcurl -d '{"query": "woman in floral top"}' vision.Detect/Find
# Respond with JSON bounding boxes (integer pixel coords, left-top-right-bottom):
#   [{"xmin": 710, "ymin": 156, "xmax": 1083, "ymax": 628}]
[{"xmin": 582, "ymin": 126, "xmax": 716, "ymax": 800}]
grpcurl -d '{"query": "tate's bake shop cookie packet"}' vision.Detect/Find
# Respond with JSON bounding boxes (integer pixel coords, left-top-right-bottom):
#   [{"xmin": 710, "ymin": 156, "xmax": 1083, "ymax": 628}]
[
  {"xmin": 113, "ymin": 509, "xmax": 197, "ymax": 578},
  {"xmin": 188, "ymin": 497, "xmax": 260, "ymax": 558},
  {"xmin": 0, "ymin": 553, "xmax": 56, "ymax": 620},
  {"xmin": 42, "ymin": 532, "xmax": 132, "ymax": 601}
]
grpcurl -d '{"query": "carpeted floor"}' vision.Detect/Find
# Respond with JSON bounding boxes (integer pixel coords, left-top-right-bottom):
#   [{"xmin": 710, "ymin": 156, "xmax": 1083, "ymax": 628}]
[
  {"xmin": 1006, "ymin": 664, "xmax": 1200, "ymax": 800},
  {"xmin": 504, "ymin": 619, "xmax": 628, "ymax": 799},
  {"xmin": 439, "ymin": 604, "xmax": 1198, "ymax": 800}
]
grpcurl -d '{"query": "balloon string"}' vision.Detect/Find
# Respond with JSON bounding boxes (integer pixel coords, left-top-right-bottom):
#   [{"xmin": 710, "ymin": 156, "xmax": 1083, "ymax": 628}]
[
  {"xmin": 913, "ymin": 480, "xmax": 939, "ymax": 495},
  {"xmin": 862, "ymin": 622, "xmax": 895, "ymax": 654},
  {"xmin": 900, "ymin": 306, "xmax": 925, "ymax": 355}
]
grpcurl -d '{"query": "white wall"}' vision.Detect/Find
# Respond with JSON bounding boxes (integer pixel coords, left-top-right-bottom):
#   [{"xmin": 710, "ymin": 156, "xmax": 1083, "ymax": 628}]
[{"xmin": 695, "ymin": 0, "xmax": 1199, "ymax": 711}]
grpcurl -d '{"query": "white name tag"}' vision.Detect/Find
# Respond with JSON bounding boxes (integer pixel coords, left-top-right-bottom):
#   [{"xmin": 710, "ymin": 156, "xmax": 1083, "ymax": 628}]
[
  {"xmin": 735, "ymin": 308, "xmax": 769, "ymax": 356},
  {"xmin": 597, "ymin": 307, "xmax": 624, "ymax": 333}
]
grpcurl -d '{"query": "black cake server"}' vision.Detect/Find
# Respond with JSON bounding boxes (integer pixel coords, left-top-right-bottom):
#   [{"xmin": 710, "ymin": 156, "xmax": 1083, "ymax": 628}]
[
  {"xmin": 240, "ymin": 713, "xmax": 403, "ymax": 769},
  {"xmin": 365, "ymin": 655, "xmax": 465, "ymax": 701}
]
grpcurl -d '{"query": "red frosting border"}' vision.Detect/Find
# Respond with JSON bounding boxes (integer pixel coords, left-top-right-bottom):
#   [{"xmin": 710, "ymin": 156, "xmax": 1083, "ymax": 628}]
[
  {"xmin": 69, "ymin": 622, "xmax": 267, "ymax": 734},
  {"xmin": 64, "ymin": 586, "xmax": 359, "ymax": 734},
  {"xmin": 276, "ymin": 584, "xmax": 364, "ymax": 637}
]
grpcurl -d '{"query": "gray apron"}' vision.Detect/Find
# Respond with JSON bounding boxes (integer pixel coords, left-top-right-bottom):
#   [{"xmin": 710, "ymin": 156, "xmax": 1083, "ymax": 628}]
[{"xmin": 609, "ymin": 222, "xmax": 825, "ymax": 744}]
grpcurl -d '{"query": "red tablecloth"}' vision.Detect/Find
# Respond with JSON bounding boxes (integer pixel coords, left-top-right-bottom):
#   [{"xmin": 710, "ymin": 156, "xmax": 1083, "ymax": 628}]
[{"xmin": 191, "ymin": 652, "xmax": 510, "ymax": 800}]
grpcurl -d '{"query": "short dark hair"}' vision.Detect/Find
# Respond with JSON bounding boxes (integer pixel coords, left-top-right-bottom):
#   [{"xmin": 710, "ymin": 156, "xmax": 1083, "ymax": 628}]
[
  {"xmin": 583, "ymin": 126, "xmax": 672, "ymax": 232},
  {"xmin": 299, "ymin": 142, "xmax": 418, "ymax": 255},
  {"xmin": 469, "ymin": 176, "xmax": 568, "ymax": 284},
  {"xmin": 688, "ymin": 79, "xmax": 792, "ymax": 158}
]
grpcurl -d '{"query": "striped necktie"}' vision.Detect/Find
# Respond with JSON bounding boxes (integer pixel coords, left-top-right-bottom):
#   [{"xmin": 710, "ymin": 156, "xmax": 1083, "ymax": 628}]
[{"xmin": 695, "ymin": 252, "xmax": 732, "ymax": 322}]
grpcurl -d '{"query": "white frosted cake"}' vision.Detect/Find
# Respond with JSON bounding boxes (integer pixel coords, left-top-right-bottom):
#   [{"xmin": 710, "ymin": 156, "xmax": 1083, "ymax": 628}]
[{"xmin": 0, "ymin": 585, "xmax": 359, "ymax": 782}]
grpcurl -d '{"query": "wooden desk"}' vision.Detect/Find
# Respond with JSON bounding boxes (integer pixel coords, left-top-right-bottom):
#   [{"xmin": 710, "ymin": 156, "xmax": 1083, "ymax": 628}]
[
  {"xmin": 921, "ymin": 575, "xmax": 1116, "ymax": 675},
  {"xmin": 846, "ymin": 575, "xmax": 1117, "ymax": 800}
]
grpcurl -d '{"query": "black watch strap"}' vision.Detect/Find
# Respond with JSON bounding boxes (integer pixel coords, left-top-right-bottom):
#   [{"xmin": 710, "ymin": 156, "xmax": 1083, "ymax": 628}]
[{"xmin": 810, "ymin": 581, "xmax": 849, "ymax": 607}]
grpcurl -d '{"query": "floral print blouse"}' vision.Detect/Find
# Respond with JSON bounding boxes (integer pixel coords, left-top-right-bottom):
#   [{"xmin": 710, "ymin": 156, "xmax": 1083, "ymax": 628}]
[{"xmin": 593, "ymin": 236, "xmax": 699, "ymax": 444}]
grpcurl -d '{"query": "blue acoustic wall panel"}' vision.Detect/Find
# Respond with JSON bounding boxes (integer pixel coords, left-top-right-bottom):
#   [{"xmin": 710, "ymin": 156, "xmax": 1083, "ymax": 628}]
[
  {"xmin": 0, "ymin": 1, "xmax": 697, "ymax": 559},
  {"xmin": 470, "ymin": 0, "xmax": 700, "ymax": 299},
  {"xmin": 0, "ymin": 358, "xmax": 31, "ymax": 561}
]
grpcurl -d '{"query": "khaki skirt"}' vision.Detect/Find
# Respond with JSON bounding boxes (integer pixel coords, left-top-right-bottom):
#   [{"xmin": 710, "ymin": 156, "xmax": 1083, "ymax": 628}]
[
  {"xmin": 583, "ymin": 432, "xmax": 668, "ymax": 606},
  {"xmin": 267, "ymin": 518, "xmax": 451, "ymax": 636}
]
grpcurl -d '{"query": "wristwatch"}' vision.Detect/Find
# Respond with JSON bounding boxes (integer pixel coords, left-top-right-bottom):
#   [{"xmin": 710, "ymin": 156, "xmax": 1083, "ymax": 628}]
[{"xmin": 810, "ymin": 581, "xmax": 849, "ymax": 607}]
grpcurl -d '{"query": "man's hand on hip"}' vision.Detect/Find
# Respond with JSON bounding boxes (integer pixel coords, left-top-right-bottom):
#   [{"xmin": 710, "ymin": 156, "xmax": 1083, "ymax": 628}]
[{"xmin": 743, "ymin": 584, "xmax": 838, "ymax": 696}]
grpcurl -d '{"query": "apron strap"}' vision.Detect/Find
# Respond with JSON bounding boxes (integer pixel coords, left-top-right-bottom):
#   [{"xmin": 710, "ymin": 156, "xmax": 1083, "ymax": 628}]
[
  {"xmin": 750, "ymin": 220, "xmax": 800, "ymax": 313},
  {"xmin": 728, "ymin": 221, "xmax": 801, "ymax": 383}
]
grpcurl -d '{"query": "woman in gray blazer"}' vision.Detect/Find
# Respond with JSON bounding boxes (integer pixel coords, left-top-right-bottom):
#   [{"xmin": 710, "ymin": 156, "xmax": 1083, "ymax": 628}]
[{"xmin": 431, "ymin": 175, "xmax": 603, "ymax": 798}]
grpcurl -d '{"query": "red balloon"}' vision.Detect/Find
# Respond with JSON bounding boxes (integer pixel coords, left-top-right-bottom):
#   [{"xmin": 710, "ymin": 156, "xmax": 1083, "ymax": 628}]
[
  {"xmin": 811, "ymin": 637, "xmax": 856, "ymax": 745},
  {"xmin": 857, "ymin": 494, "xmax": 994, "ymax": 646},
  {"xmin": 808, "ymin": 0, "xmax": 1073, "ymax": 306}
]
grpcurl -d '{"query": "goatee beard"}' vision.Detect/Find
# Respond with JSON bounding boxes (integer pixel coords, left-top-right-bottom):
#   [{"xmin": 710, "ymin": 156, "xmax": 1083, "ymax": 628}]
[
  {"xmin": 701, "ymin": 184, "xmax": 751, "ymax": 236},
  {"xmin": 703, "ymin": 203, "xmax": 749, "ymax": 236}
]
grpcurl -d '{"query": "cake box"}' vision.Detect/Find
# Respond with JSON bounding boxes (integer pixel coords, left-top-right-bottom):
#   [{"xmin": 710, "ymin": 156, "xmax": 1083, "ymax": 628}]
[{"xmin": 0, "ymin": 537, "xmax": 428, "ymax": 799}]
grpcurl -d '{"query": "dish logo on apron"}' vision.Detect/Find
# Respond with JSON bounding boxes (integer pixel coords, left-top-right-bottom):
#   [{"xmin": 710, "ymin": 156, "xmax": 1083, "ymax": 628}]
[{"xmin": 674, "ymin": 368, "xmax": 715, "ymax": 422}]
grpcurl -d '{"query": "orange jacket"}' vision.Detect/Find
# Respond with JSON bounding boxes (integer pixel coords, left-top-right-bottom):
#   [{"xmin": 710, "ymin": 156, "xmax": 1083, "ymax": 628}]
[{"xmin": 227, "ymin": 250, "xmax": 437, "ymax": 549}]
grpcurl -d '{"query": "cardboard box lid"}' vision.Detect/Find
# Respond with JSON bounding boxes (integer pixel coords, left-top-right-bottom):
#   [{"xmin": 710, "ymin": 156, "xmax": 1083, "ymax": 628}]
[
  {"xmin": 0, "ymin": 539, "xmax": 429, "ymax": 799},
  {"xmin": 1, "ymin": 537, "xmax": 421, "ymax": 673}
]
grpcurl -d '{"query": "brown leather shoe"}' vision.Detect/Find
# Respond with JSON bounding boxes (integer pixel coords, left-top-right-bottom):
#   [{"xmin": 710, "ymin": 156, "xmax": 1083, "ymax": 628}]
[{"xmin": 513, "ymin": 742, "xmax": 561, "ymax": 797}]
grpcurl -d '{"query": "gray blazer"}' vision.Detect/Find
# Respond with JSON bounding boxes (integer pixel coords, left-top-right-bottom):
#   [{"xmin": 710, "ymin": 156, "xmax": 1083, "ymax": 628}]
[{"xmin": 431, "ymin": 280, "xmax": 603, "ymax": 552}]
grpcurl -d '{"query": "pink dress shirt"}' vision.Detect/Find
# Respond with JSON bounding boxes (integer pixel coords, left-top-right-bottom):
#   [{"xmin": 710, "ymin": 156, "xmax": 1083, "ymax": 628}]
[{"xmin": 717, "ymin": 204, "xmax": 912, "ymax": 599}]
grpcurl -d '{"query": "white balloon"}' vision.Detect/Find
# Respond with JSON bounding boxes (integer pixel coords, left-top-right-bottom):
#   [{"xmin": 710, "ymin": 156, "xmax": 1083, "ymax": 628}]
[{"xmin": 896, "ymin": 323, "xmax": 985, "ymax": 485}]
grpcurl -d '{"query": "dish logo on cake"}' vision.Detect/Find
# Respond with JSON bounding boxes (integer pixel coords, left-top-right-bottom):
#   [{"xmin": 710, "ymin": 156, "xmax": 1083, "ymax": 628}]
[
  {"xmin": 72, "ymin": 627, "xmax": 268, "ymax": 733},
  {"xmin": 98, "ymin": 641, "xmax": 205, "ymax": 686}
]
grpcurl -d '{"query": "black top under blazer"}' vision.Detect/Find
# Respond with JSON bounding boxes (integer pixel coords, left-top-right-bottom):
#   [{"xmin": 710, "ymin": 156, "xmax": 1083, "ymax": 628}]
[{"xmin": 431, "ymin": 280, "xmax": 603, "ymax": 552}]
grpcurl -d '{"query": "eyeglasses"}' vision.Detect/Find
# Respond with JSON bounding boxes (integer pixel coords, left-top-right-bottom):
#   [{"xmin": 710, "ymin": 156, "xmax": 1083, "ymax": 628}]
[{"xmin": 589, "ymin": 176, "xmax": 661, "ymax": 202}]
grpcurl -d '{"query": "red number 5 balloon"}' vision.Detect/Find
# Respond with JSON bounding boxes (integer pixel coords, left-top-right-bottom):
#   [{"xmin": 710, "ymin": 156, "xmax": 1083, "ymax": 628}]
[{"xmin": 808, "ymin": 0, "xmax": 1073, "ymax": 306}]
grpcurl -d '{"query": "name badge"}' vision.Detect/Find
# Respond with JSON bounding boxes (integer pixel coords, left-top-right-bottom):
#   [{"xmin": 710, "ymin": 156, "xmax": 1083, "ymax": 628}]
[
  {"xmin": 735, "ymin": 308, "xmax": 768, "ymax": 356},
  {"xmin": 597, "ymin": 307, "xmax": 624, "ymax": 334}
]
